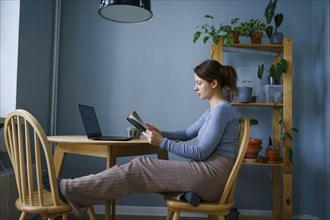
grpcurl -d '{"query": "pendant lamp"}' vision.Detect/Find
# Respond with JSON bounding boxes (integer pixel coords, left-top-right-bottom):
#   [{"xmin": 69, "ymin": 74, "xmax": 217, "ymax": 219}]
[{"xmin": 99, "ymin": 0, "xmax": 153, "ymax": 23}]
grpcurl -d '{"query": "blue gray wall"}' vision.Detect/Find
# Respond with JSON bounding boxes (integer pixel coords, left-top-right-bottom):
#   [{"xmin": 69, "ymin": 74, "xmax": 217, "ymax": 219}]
[
  {"xmin": 309, "ymin": 1, "xmax": 329, "ymax": 219},
  {"xmin": 17, "ymin": 0, "xmax": 55, "ymax": 131},
  {"xmin": 16, "ymin": 0, "xmax": 329, "ymax": 218}
]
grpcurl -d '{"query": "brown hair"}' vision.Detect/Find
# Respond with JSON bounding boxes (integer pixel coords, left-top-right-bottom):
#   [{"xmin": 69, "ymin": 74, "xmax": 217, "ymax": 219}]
[{"xmin": 194, "ymin": 59, "xmax": 239, "ymax": 99}]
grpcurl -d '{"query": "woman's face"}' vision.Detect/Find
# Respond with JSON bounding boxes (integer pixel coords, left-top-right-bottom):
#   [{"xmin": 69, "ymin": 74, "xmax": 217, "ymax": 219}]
[{"xmin": 194, "ymin": 74, "xmax": 216, "ymax": 100}]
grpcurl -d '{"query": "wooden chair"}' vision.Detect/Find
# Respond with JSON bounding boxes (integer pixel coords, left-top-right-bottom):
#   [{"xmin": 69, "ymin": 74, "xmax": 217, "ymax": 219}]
[
  {"xmin": 4, "ymin": 110, "xmax": 72, "ymax": 220},
  {"xmin": 165, "ymin": 117, "xmax": 250, "ymax": 220}
]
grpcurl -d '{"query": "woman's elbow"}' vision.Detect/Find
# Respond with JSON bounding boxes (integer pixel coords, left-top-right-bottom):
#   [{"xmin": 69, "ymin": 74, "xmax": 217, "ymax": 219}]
[{"xmin": 194, "ymin": 152, "xmax": 210, "ymax": 161}]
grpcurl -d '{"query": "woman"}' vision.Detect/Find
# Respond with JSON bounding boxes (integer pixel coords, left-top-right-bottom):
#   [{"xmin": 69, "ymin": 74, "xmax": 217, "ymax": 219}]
[{"xmin": 44, "ymin": 59, "xmax": 239, "ymax": 217}]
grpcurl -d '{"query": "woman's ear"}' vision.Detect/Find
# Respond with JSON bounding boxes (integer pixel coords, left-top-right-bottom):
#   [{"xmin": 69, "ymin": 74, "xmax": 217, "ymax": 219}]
[{"xmin": 211, "ymin": 79, "xmax": 218, "ymax": 88}]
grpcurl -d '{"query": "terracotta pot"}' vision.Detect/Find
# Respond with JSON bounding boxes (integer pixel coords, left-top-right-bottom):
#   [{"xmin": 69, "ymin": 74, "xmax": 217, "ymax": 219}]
[
  {"xmin": 245, "ymin": 138, "xmax": 263, "ymax": 159},
  {"xmin": 248, "ymin": 138, "xmax": 263, "ymax": 146},
  {"xmin": 232, "ymin": 31, "xmax": 240, "ymax": 44},
  {"xmin": 249, "ymin": 32, "xmax": 263, "ymax": 44},
  {"xmin": 245, "ymin": 152, "xmax": 259, "ymax": 159},
  {"xmin": 266, "ymin": 149, "xmax": 280, "ymax": 163}
]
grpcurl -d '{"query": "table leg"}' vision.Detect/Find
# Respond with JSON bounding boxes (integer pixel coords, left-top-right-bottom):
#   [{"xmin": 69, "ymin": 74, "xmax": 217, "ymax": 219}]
[
  {"xmin": 105, "ymin": 146, "xmax": 117, "ymax": 220},
  {"xmin": 54, "ymin": 144, "xmax": 65, "ymax": 177},
  {"xmin": 110, "ymin": 155, "xmax": 117, "ymax": 220},
  {"xmin": 88, "ymin": 207, "xmax": 97, "ymax": 220},
  {"xmin": 157, "ymin": 151, "xmax": 169, "ymax": 160},
  {"xmin": 54, "ymin": 144, "xmax": 97, "ymax": 220},
  {"xmin": 105, "ymin": 200, "xmax": 111, "ymax": 220},
  {"xmin": 111, "ymin": 199, "xmax": 116, "ymax": 220}
]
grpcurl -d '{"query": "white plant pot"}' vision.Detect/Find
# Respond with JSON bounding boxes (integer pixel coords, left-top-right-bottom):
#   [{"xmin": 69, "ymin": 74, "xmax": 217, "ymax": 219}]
[
  {"xmin": 236, "ymin": 87, "xmax": 253, "ymax": 102},
  {"xmin": 270, "ymin": 32, "xmax": 283, "ymax": 44}
]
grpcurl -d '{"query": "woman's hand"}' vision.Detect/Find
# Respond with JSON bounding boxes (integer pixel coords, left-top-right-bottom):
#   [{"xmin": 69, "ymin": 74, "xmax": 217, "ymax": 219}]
[
  {"xmin": 146, "ymin": 123, "xmax": 161, "ymax": 134},
  {"xmin": 143, "ymin": 129, "xmax": 163, "ymax": 147}
]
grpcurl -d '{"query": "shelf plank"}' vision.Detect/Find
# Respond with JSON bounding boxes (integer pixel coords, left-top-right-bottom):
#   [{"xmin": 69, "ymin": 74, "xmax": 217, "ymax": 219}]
[
  {"xmin": 231, "ymin": 102, "xmax": 283, "ymax": 108},
  {"xmin": 242, "ymin": 161, "xmax": 283, "ymax": 167},
  {"xmin": 224, "ymin": 43, "xmax": 283, "ymax": 53}
]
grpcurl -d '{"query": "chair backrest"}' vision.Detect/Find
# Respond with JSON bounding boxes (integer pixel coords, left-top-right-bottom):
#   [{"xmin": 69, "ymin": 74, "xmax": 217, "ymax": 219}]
[
  {"xmin": 4, "ymin": 109, "xmax": 62, "ymax": 207},
  {"xmin": 219, "ymin": 117, "xmax": 250, "ymax": 205}
]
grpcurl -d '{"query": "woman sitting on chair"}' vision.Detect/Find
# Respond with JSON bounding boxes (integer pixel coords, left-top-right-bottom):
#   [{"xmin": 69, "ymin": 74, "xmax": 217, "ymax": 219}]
[{"xmin": 43, "ymin": 59, "xmax": 240, "ymax": 217}]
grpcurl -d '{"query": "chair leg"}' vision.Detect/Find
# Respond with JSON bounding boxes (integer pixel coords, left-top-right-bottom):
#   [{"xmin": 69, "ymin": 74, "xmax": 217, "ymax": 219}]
[
  {"xmin": 62, "ymin": 213, "xmax": 69, "ymax": 220},
  {"xmin": 173, "ymin": 211, "xmax": 180, "ymax": 220},
  {"xmin": 19, "ymin": 212, "xmax": 27, "ymax": 220},
  {"xmin": 40, "ymin": 215, "xmax": 56, "ymax": 220},
  {"xmin": 208, "ymin": 215, "xmax": 225, "ymax": 220},
  {"xmin": 166, "ymin": 210, "xmax": 174, "ymax": 220},
  {"xmin": 88, "ymin": 206, "xmax": 97, "ymax": 220}
]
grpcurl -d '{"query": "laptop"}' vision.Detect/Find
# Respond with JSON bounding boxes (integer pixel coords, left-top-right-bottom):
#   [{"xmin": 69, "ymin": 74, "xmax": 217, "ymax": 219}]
[{"xmin": 78, "ymin": 104, "xmax": 131, "ymax": 141}]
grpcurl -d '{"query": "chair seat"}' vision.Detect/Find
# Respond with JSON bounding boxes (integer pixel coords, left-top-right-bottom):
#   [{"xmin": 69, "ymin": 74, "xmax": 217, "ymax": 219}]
[
  {"xmin": 15, "ymin": 190, "xmax": 71, "ymax": 215},
  {"xmin": 166, "ymin": 199, "xmax": 235, "ymax": 215}
]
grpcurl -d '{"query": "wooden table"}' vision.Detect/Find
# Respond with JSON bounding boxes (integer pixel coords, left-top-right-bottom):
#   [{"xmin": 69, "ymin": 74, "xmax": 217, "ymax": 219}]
[{"xmin": 48, "ymin": 135, "xmax": 168, "ymax": 220}]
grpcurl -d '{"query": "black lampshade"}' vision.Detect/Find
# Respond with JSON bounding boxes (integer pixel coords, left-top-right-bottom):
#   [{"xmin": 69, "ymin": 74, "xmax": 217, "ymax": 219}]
[{"xmin": 99, "ymin": 0, "xmax": 153, "ymax": 23}]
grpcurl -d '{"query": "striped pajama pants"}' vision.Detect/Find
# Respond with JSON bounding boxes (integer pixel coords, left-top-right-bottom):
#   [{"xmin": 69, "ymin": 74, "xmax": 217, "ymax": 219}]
[{"xmin": 60, "ymin": 153, "xmax": 235, "ymax": 216}]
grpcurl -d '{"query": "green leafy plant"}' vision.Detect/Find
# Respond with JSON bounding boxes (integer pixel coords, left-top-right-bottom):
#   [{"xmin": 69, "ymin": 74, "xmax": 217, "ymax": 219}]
[
  {"xmin": 232, "ymin": 18, "xmax": 243, "ymax": 33},
  {"xmin": 193, "ymin": 15, "xmax": 241, "ymax": 46},
  {"xmin": 240, "ymin": 19, "xmax": 266, "ymax": 37},
  {"xmin": 250, "ymin": 118, "xmax": 259, "ymax": 126},
  {"xmin": 264, "ymin": 0, "xmax": 284, "ymax": 40},
  {"xmin": 257, "ymin": 59, "xmax": 288, "ymax": 81},
  {"xmin": 280, "ymin": 119, "xmax": 299, "ymax": 163}
]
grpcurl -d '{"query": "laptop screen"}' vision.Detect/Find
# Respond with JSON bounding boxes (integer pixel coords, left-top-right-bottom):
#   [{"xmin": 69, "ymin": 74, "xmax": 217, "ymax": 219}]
[{"xmin": 78, "ymin": 104, "xmax": 102, "ymax": 139}]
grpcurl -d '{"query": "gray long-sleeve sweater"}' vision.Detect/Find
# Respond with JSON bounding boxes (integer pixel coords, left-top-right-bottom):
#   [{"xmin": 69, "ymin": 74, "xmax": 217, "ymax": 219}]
[{"xmin": 160, "ymin": 100, "xmax": 239, "ymax": 161}]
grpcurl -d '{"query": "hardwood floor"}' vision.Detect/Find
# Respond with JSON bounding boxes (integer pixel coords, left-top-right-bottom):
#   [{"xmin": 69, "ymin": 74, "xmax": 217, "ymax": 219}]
[
  {"xmin": 67, "ymin": 214, "xmax": 206, "ymax": 220},
  {"xmin": 65, "ymin": 214, "xmax": 280, "ymax": 220},
  {"xmin": 113, "ymin": 216, "xmax": 203, "ymax": 220}
]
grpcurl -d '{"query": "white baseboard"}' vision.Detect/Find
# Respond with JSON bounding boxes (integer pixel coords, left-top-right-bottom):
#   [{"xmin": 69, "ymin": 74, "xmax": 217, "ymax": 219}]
[
  {"xmin": 292, "ymin": 215, "xmax": 320, "ymax": 220},
  {"xmin": 93, "ymin": 205, "xmax": 272, "ymax": 217},
  {"xmin": 93, "ymin": 205, "xmax": 320, "ymax": 219}
]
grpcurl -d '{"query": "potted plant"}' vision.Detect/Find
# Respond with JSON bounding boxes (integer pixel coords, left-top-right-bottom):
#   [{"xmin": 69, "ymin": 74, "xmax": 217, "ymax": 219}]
[
  {"xmin": 264, "ymin": 0, "xmax": 284, "ymax": 44},
  {"xmin": 229, "ymin": 18, "xmax": 243, "ymax": 44},
  {"xmin": 235, "ymin": 80, "xmax": 253, "ymax": 102},
  {"xmin": 193, "ymin": 15, "xmax": 241, "ymax": 46},
  {"xmin": 266, "ymin": 137, "xmax": 280, "ymax": 163},
  {"xmin": 244, "ymin": 119, "xmax": 263, "ymax": 162},
  {"xmin": 257, "ymin": 59, "xmax": 288, "ymax": 84},
  {"xmin": 240, "ymin": 19, "xmax": 266, "ymax": 44}
]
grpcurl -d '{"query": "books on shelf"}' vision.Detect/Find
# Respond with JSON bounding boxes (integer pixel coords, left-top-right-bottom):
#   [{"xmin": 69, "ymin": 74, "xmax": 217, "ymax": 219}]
[{"xmin": 126, "ymin": 111, "xmax": 147, "ymax": 132}]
